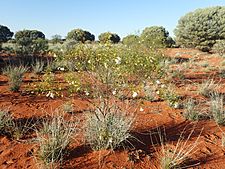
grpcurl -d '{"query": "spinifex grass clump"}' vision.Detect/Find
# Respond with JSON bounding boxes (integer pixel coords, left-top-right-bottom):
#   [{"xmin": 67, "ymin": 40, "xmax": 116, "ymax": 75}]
[
  {"xmin": 159, "ymin": 127, "xmax": 202, "ymax": 169},
  {"xmin": 197, "ymin": 79, "xmax": 218, "ymax": 97},
  {"xmin": 182, "ymin": 99, "xmax": 209, "ymax": 121},
  {"xmin": 210, "ymin": 93, "xmax": 225, "ymax": 125},
  {"xmin": 36, "ymin": 113, "xmax": 79, "ymax": 167},
  {"xmin": 3, "ymin": 65, "xmax": 28, "ymax": 91},
  {"xmin": 32, "ymin": 59, "xmax": 45, "ymax": 75},
  {"xmin": 0, "ymin": 109, "xmax": 13, "ymax": 135},
  {"xmin": 84, "ymin": 99, "xmax": 134, "ymax": 150}
]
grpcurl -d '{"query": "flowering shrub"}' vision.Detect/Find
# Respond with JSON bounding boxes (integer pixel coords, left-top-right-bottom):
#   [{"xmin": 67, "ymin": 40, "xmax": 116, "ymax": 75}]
[{"xmin": 62, "ymin": 43, "xmax": 164, "ymax": 97}]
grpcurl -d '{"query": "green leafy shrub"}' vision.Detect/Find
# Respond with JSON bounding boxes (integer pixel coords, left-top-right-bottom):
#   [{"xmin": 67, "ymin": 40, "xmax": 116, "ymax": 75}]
[
  {"xmin": 3, "ymin": 65, "xmax": 28, "ymax": 91},
  {"xmin": 174, "ymin": 6, "xmax": 225, "ymax": 52},
  {"xmin": 63, "ymin": 43, "xmax": 165, "ymax": 99},
  {"xmin": 15, "ymin": 29, "xmax": 48, "ymax": 55},
  {"xmin": 0, "ymin": 25, "xmax": 14, "ymax": 49},
  {"xmin": 160, "ymin": 84, "xmax": 181, "ymax": 108},
  {"xmin": 140, "ymin": 26, "xmax": 171, "ymax": 48},
  {"xmin": 98, "ymin": 32, "xmax": 120, "ymax": 43},
  {"xmin": 66, "ymin": 28, "xmax": 95, "ymax": 43},
  {"xmin": 212, "ymin": 40, "xmax": 225, "ymax": 56},
  {"xmin": 50, "ymin": 34, "xmax": 63, "ymax": 44},
  {"xmin": 122, "ymin": 34, "xmax": 140, "ymax": 46}
]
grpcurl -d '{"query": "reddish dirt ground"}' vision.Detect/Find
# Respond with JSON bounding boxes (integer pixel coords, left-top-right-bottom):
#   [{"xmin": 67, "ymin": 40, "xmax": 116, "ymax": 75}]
[{"xmin": 1, "ymin": 48, "xmax": 225, "ymax": 169}]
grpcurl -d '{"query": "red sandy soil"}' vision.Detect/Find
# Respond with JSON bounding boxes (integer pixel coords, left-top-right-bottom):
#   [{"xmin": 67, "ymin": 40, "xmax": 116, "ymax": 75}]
[{"xmin": 1, "ymin": 48, "xmax": 225, "ymax": 169}]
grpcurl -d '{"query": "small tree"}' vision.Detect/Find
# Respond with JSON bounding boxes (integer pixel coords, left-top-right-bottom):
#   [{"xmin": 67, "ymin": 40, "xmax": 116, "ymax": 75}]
[
  {"xmin": 66, "ymin": 29, "xmax": 95, "ymax": 43},
  {"xmin": 140, "ymin": 26, "xmax": 169, "ymax": 48},
  {"xmin": 15, "ymin": 30, "xmax": 48, "ymax": 55},
  {"xmin": 51, "ymin": 34, "xmax": 62, "ymax": 44},
  {"xmin": 122, "ymin": 35, "xmax": 140, "ymax": 46},
  {"xmin": 98, "ymin": 32, "xmax": 120, "ymax": 44},
  {"xmin": 174, "ymin": 6, "xmax": 225, "ymax": 52},
  {"xmin": 0, "ymin": 25, "xmax": 14, "ymax": 49}
]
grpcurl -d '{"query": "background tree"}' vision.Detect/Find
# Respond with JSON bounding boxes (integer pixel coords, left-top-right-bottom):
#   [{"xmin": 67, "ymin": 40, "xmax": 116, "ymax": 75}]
[
  {"xmin": 174, "ymin": 6, "xmax": 225, "ymax": 52},
  {"xmin": 0, "ymin": 25, "xmax": 14, "ymax": 49},
  {"xmin": 122, "ymin": 35, "xmax": 140, "ymax": 46},
  {"xmin": 66, "ymin": 29, "xmax": 95, "ymax": 43},
  {"xmin": 98, "ymin": 32, "xmax": 120, "ymax": 44},
  {"xmin": 140, "ymin": 26, "xmax": 170, "ymax": 48},
  {"xmin": 15, "ymin": 30, "xmax": 48, "ymax": 55},
  {"xmin": 51, "ymin": 34, "xmax": 62, "ymax": 44}
]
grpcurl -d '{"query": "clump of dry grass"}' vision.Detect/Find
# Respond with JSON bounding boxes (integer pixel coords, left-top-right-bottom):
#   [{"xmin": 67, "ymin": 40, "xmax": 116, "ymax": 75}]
[
  {"xmin": 84, "ymin": 99, "xmax": 135, "ymax": 151},
  {"xmin": 155, "ymin": 127, "xmax": 202, "ymax": 169},
  {"xmin": 35, "ymin": 112, "xmax": 79, "ymax": 168},
  {"xmin": 197, "ymin": 79, "xmax": 218, "ymax": 97},
  {"xmin": 209, "ymin": 92, "xmax": 225, "ymax": 125}
]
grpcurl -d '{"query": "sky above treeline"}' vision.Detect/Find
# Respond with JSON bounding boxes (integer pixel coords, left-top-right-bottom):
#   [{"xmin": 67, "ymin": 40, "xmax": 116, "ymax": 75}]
[{"xmin": 1, "ymin": 0, "xmax": 225, "ymax": 39}]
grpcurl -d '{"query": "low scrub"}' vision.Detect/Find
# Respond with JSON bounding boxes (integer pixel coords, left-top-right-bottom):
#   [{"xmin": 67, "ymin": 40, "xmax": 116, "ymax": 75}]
[
  {"xmin": 84, "ymin": 100, "xmax": 134, "ymax": 150},
  {"xmin": 3, "ymin": 65, "xmax": 28, "ymax": 91},
  {"xmin": 36, "ymin": 113, "xmax": 79, "ymax": 167},
  {"xmin": 210, "ymin": 93, "xmax": 225, "ymax": 125}
]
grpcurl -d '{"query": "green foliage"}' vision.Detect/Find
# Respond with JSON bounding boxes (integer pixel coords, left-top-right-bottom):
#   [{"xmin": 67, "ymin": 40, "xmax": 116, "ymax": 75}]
[
  {"xmin": 3, "ymin": 65, "xmax": 28, "ymax": 92},
  {"xmin": 51, "ymin": 34, "xmax": 63, "ymax": 44},
  {"xmin": 122, "ymin": 34, "xmax": 140, "ymax": 46},
  {"xmin": 36, "ymin": 114, "xmax": 78, "ymax": 167},
  {"xmin": 140, "ymin": 26, "xmax": 170, "ymax": 48},
  {"xmin": 32, "ymin": 59, "xmax": 45, "ymax": 75},
  {"xmin": 66, "ymin": 28, "xmax": 95, "ymax": 43},
  {"xmin": 160, "ymin": 84, "xmax": 181, "ymax": 108},
  {"xmin": 84, "ymin": 100, "xmax": 134, "ymax": 150},
  {"xmin": 212, "ymin": 40, "xmax": 225, "ymax": 56},
  {"xmin": 65, "ymin": 44, "xmax": 162, "ymax": 80},
  {"xmin": 0, "ymin": 25, "xmax": 14, "ymax": 49},
  {"xmin": 175, "ymin": 6, "xmax": 225, "ymax": 52},
  {"xmin": 98, "ymin": 32, "xmax": 120, "ymax": 44},
  {"xmin": 15, "ymin": 29, "xmax": 48, "ymax": 55},
  {"xmin": 183, "ymin": 99, "xmax": 200, "ymax": 121}
]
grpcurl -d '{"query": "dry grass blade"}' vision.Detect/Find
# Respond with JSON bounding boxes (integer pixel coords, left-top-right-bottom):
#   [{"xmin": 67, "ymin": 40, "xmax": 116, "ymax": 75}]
[{"xmin": 158, "ymin": 125, "xmax": 203, "ymax": 169}]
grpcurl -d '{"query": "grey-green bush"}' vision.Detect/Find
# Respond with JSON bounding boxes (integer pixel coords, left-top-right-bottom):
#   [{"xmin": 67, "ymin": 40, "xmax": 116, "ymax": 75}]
[
  {"xmin": 98, "ymin": 32, "xmax": 120, "ymax": 44},
  {"xmin": 66, "ymin": 28, "xmax": 95, "ymax": 43},
  {"xmin": 140, "ymin": 26, "xmax": 170, "ymax": 47},
  {"xmin": 84, "ymin": 101, "xmax": 134, "ymax": 150},
  {"xmin": 174, "ymin": 6, "xmax": 225, "ymax": 52},
  {"xmin": 212, "ymin": 40, "xmax": 225, "ymax": 56},
  {"xmin": 0, "ymin": 25, "xmax": 14, "ymax": 49},
  {"xmin": 15, "ymin": 29, "xmax": 48, "ymax": 55},
  {"xmin": 122, "ymin": 34, "xmax": 140, "ymax": 46}
]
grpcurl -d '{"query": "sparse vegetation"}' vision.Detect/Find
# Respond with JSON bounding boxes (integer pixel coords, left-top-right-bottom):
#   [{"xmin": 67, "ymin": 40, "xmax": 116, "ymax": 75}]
[
  {"xmin": 3, "ymin": 65, "xmax": 28, "ymax": 91},
  {"xmin": 36, "ymin": 113, "xmax": 79, "ymax": 167},
  {"xmin": 197, "ymin": 79, "xmax": 218, "ymax": 97},
  {"xmin": 0, "ymin": 109, "xmax": 13, "ymax": 135},
  {"xmin": 84, "ymin": 100, "xmax": 134, "ymax": 150},
  {"xmin": 32, "ymin": 59, "xmax": 45, "ymax": 75},
  {"xmin": 159, "ymin": 127, "xmax": 202, "ymax": 169},
  {"xmin": 209, "ymin": 93, "xmax": 225, "ymax": 125},
  {"xmin": 1, "ymin": 4, "xmax": 225, "ymax": 169}
]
